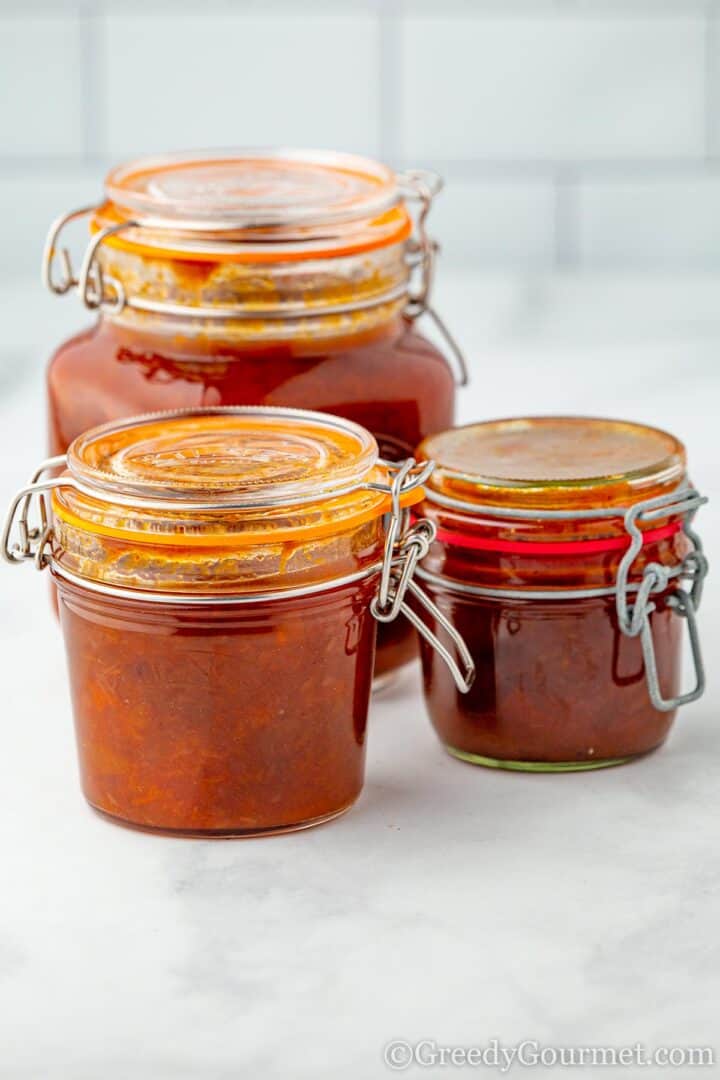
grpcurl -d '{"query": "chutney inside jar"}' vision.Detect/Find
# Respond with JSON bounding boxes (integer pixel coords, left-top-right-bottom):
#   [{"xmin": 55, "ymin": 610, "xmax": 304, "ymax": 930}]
[
  {"xmin": 13, "ymin": 407, "xmax": 428, "ymax": 836},
  {"xmin": 44, "ymin": 149, "xmax": 465, "ymax": 681},
  {"xmin": 415, "ymin": 416, "xmax": 708, "ymax": 772}
]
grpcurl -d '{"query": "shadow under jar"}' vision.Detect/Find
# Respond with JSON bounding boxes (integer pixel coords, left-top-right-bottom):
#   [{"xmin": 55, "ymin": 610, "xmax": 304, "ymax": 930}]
[
  {"xmin": 414, "ymin": 417, "xmax": 709, "ymax": 772},
  {"xmin": 43, "ymin": 149, "xmax": 466, "ymax": 682},
  {"xmin": 3, "ymin": 407, "xmax": 462, "ymax": 836}
]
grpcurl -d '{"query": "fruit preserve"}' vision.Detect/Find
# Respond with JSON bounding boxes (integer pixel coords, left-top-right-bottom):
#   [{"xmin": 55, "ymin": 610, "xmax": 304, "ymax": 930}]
[
  {"xmin": 43, "ymin": 150, "xmax": 465, "ymax": 679},
  {"xmin": 415, "ymin": 417, "xmax": 708, "ymax": 771},
  {"xmin": 3, "ymin": 407, "xmax": 457, "ymax": 836}
]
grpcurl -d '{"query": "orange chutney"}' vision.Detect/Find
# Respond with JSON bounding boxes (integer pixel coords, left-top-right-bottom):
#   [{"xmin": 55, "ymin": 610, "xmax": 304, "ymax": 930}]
[{"xmin": 4, "ymin": 408, "xmax": 436, "ymax": 835}]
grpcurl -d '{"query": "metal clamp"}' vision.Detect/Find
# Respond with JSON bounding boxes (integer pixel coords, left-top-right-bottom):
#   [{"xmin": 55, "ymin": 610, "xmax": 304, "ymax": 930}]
[
  {"xmin": 42, "ymin": 205, "xmax": 99, "ymax": 296},
  {"xmin": 616, "ymin": 488, "xmax": 708, "ymax": 712},
  {"xmin": 2, "ymin": 456, "xmax": 67, "ymax": 568},
  {"xmin": 398, "ymin": 171, "xmax": 469, "ymax": 388},
  {"xmin": 42, "ymin": 205, "xmax": 136, "ymax": 313},
  {"xmin": 371, "ymin": 458, "xmax": 475, "ymax": 693}
]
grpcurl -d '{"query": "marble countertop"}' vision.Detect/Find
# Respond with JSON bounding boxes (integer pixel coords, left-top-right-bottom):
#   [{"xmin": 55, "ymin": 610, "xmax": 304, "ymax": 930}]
[{"xmin": 0, "ymin": 272, "xmax": 718, "ymax": 1078}]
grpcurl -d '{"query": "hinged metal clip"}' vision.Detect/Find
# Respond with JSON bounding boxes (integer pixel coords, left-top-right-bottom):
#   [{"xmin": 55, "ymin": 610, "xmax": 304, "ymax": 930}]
[
  {"xmin": 398, "ymin": 171, "xmax": 469, "ymax": 388},
  {"xmin": 2, "ymin": 457, "xmax": 67, "ymax": 569},
  {"xmin": 42, "ymin": 205, "xmax": 136, "ymax": 314},
  {"xmin": 370, "ymin": 458, "xmax": 475, "ymax": 693},
  {"xmin": 616, "ymin": 488, "xmax": 708, "ymax": 712}
]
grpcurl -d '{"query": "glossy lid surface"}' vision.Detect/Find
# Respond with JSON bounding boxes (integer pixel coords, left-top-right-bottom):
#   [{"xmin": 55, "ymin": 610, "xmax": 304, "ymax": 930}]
[
  {"xmin": 106, "ymin": 150, "xmax": 400, "ymax": 228},
  {"xmin": 97, "ymin": 149, "xmax": 413, "ymax": 259},
  {"xmin": 67, "ymin": 408, "xmax": 378, "ymax": 506},
  {"xmin": 420, "ymin": 417, "xmax": 687, "ymax": 511}
]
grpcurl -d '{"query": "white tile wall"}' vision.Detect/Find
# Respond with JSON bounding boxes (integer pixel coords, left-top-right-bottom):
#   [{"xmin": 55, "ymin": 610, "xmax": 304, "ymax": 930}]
[
  {"xmin": 103, "ymin": 13, "xmax": 381, "ymax": 158},
  {"xmin": 0, "ymin": 168, "xmax": 103, "ymax": 278},
  {"xmin": 1, "ymin": 2, "xmax": 719, "ymax": 275},
  {"xmin": 399, "ymin": 15, "xmax": 705, "ymax": 161},
  {"xmin": 0, "ymin": 15, "xmax": 85, "ymax": 155},
  {"xmin": 576, "ymin": 175, "xmax": 720, "ymax": 266},
  {"xmin": 431, "ymin": 177, "xmax": 556, "ymax": 266}
]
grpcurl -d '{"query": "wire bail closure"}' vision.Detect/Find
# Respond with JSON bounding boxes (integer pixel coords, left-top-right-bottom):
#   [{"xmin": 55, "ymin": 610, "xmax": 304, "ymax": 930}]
[
  {"xmin": 398, "ymin": 170, "xmax": 469, "ymax": 388},
  {"xmin": 417, "ymin": 484, "xmax": 709, "ymax": 713},
  {"xmin": 370, "ymin": 458, "xmax": 475, "ymax": 693},
  {"xmin": 2, "ymin": 456, "xmax": 67, "ymax": 569},
  {"xmin": 42, "ymin": 206, "xmax": 135, "ymax": 315},
  {"xmin": 615, "ymin": 488, "xmax": 708, "ymax": 712}
]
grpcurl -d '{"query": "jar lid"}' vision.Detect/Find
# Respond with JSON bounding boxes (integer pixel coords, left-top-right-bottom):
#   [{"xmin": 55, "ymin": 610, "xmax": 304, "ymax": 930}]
[
  {"xmin": 93, "ymin": 149, "xmax": 414, "ymax": 261},
  {"xmin": 54, "ymin": 406, "xmax": 417, "ymax": 543},
  {"xmin": 51, "ymin": 407, "xmax": 426, "ymax": 594},
  {"xmin": 66, "ymin": 408, "xmax": 379, "ymax": 507},
  {"xmin": 420, "ymin": 416, "xmax": 687, "ymax": 512}
]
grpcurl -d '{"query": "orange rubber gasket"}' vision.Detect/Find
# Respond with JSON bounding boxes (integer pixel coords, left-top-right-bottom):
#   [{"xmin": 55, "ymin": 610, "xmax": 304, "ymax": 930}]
[
  {"xmin": 90, "ymin": 205, "xmax": 413, "ymax": 264},
  {"xmin": 52, "ymin": 484, "xmax": 424, "ymax": 548}
]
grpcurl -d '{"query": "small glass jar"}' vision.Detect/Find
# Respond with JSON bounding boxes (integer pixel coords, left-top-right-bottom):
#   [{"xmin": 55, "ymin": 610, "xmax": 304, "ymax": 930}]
[
  {"xmin": 3, "ymin": 407, "xmax": 472, "ymax": 835},
  {"xmin": 42, "ymin": 150, "xmax": 467, "ymax": 681},
  {"xmin": 415, "ymin": 417, "xmax": 709, "ymax": 771}
]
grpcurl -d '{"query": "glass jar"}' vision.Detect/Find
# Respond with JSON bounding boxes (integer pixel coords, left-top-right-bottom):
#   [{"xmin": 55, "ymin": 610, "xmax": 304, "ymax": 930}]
[
  {"xmin": 42, "ymin": 150, "xmax": 466, "ymax": 681},
  {"xmin": 414, "ymin": 417, "xmax": 709, "ymax": 771},
  {"xmin": 3, "ymin": 407, "xmax": 472, "ymax": 835}
]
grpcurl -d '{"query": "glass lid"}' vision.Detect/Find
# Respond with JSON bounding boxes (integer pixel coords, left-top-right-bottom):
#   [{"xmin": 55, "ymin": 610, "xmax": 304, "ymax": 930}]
[
  {"xmin": 66, "ymin": 407, "xmax": 379, "ymax": 507},
  {"xmin": 420, "ymin": 417, "xmax": 687, "ymax": 511},
  {"xmin": 105, "ymin": 149, "xmax": 401, "ymax": 230},
  {"xmin": 53, "ymin": 406, "xmax": 427, "ymax": 555},
  {"xmin": 94, "ymin": 149, "xmax": 413, "ymax": 258}
]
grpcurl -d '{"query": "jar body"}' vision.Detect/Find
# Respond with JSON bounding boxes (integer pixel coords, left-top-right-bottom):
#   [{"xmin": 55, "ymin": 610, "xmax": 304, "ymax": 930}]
[
  {"xmin": 416, "ymin": 506, "xmax": 689, "ymax": 770},
  {"xmin": 418, "ymin": 587, "xmax": 681, "ymax": 769},
  {"xmin": 56, "ymin": 574, "xmax": 377, "ymax": 835},
  {"xmin": 47, "ymin": 315, "xmax": 455, "ymax": 675}
]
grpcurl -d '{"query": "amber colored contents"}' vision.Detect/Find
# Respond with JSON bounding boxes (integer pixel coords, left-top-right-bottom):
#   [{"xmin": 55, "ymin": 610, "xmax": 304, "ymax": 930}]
[
  {"xmin": 47, "ymin": 406, "xmax": 402, "ymax": 835},
  {"xmin": 416, "ymin": 417, "xmax": 691, "ymax": 769},
  {"xmin": 417, "ymin": 536, "xmax": 683, "ymax": 767},
  {"xmin": 58, "ymin": 575, "xmax": 376, "ymax": 835}
]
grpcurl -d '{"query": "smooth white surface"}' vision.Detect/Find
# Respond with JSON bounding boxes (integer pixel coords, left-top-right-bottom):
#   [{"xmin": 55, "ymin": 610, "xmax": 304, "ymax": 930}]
[{"xmin": 0, "ymin": 272, "xmax": 718, "ymax": 1078}]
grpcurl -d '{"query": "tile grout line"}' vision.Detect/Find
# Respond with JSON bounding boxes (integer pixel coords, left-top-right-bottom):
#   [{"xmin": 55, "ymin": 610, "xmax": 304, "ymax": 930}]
[{"xmin": 378, "ymin": 1, "xmax": 401, "ymax": 165}]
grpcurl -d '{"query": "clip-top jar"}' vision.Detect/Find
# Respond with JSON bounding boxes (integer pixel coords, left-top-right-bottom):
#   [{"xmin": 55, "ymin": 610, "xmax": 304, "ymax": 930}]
[
  {"xmin": 3, "ymin": 407, "xmax": 473, "ymax": 835},
  {"xmin": 43, "ymin": 149, "xmax": 467, "ymax": 681},
  {"xmin": 414, "ymin": 417, "xmax": 709, "ymax": 771}
]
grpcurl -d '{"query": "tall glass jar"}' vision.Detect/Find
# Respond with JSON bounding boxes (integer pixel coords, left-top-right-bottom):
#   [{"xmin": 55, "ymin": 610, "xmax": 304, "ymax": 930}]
[
  {"xmin": 42, "ymin": 150, "xmax": 466, "ymax": 681},
  {"xmin": 3, "ymin": 407, "xmax": 472, "ymax": 836},
  {"xmin": 414, "ymin": 417, "xmax": 709, "ymax": 771}
]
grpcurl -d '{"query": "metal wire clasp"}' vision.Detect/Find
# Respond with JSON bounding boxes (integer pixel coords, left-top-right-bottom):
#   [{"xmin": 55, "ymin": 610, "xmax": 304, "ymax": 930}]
[
  {"xmin": 370, "ymin": 458, "xmax": 475, "ymax": 693},
  {"xmin": 42, "ymin": 205, "xmax": 136, "ymax": 314},
  {"xmin": 398, "ymin": 171, "xmax": 469, "ymax": 388},
  {"xmin": 2, "ymin": 457, "xmax": 68, "ymax": 569},
  {"xmin": 616, "ymin": 488, "xmax": 709, "ymax": 712}
]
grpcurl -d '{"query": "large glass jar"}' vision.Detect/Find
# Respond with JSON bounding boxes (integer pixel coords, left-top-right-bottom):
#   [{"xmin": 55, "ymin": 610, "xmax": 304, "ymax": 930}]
[
  {"xmin": 3, "ymin": 407, "xmax": 471, "ymax": 836},
  {"xmin": 414, "ymin": 417, "xmax": 709, "ymax": 771},
  {"xmin": 42, "ymin": 150, "xmax": 466, "ymax": 681}
]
